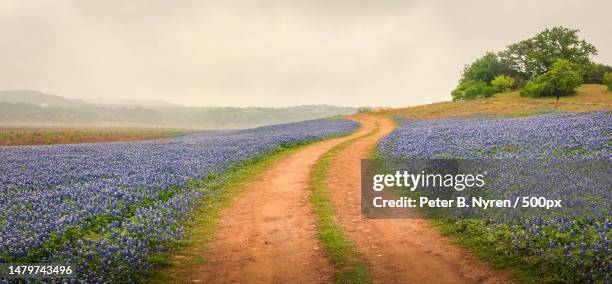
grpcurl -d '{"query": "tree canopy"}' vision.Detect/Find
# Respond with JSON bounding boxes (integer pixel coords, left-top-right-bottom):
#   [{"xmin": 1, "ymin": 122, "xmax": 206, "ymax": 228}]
[
  {"xmin": 460, "ymin": 52, "xmax": 508, "ymax": 84},
  {"xmin": 451, "ymin": 26, "xmax": 602, "ymax": 101},
  {"xmin": 519, "ymin": 59, "xmax": 583, "ymax": 99},
  {"xmin": 499, "ymin": 26, "xmax": 597, "ymax": 79}
]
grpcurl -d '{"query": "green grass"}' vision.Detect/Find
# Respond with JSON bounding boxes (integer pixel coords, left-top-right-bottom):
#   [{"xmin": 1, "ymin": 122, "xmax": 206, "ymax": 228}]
[
  {"xmin": 309, "ymin": 125, "xmax": 379, "ymax": 284},
  {"xmin": 432, "ymin": 218, "xmax": 566, "ymax": 283}
]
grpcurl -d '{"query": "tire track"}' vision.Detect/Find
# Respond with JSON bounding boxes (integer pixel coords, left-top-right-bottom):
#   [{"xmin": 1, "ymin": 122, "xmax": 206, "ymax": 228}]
[
  {"xmin": 324, "ymin": 114, "xmax": 512, "ymax": 283},
  {"xmin": 184, "ymin": 117, "xmax": 378, "ymax": 283}
]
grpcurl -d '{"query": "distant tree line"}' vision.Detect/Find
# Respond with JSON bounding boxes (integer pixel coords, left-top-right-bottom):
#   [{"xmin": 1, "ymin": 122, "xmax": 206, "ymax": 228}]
[{"xmin": 451, "ymin": 26, "xmax": 612, "ymax": 101}]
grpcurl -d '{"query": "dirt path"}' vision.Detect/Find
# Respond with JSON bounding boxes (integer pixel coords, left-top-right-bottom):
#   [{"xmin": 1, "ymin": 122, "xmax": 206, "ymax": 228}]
[
  {"xmin": 186, "ymin": 116, "xmax": 378, "ymax": 283},
  {"xmin": 325, "ymin": 114, "xmax": 512, "ymax": 283}
]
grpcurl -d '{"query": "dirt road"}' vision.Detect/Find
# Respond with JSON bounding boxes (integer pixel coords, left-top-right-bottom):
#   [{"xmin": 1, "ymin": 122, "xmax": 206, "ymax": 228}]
[
  {"xmin": 325, "ymin": 115, "xmax": 511, "ymax": 283},
  {"xmin": 181, "ymin": 114, "xmax": 509, "ymax": 283},
  {"xmin": 186, "ymin": 115, "xmax": 379, "ymax": 283}
]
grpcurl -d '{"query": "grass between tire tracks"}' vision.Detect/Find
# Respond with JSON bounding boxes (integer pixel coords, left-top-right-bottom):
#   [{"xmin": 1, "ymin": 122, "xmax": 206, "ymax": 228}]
[
  {"xmin": 309, "ymin": 123, "xmax": 380, "ymax": 284},
  {"xmin": 149, "ymin": 129, "xmax": 357, "ymax": 283}
]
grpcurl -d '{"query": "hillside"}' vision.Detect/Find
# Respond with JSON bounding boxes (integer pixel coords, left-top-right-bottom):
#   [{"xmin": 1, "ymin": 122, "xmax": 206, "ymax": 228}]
[
  {"xmin": 0, "ymin": 90, "xmax": 356, "ymax": 129},
  {"xmin": 379, "ymin": 84, "xmax": 611, "ymax": 119},
  {"xmin": 0, "ymin": 90, "xmax": 89, "ymax": 107}
]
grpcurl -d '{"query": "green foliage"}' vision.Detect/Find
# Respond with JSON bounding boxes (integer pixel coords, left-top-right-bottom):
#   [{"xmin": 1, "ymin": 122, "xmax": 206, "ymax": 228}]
[
  {"xmin": 434, "ymin": 215, "xmax": 610, "ymax": 283},
  {"xmin": 357, "ymin": 106, "xmax": 372, "ymax": 113},
  {"xmin": 519, "ymin": 80, "xmax": 549, "ymax": 98},
  {"xmin": 460, "ymin": 52, "xmax": 507, "ymax": 84},
  {"xmin": 603, "ymin": 72, "xmax": 612, "ymax": 91},
  {"xmin": 451, "ymin": 80, "xmax": 498, "ymax": 101},
  {"xmin": 520, "ymin": 59, "xmax": 583, "ymax": 98},
  {"xmin": 491, "ymin": 75, "xmax": 514, "ymax": 92},
  {"xmin": 449, "ymin": 26, "xmax": 607, "ymax": 101},
  {"xmin": 499, "ymin": 26, "xmax": 597, "ymax": 79},
  {"xmin": 583, "ymin": 63, "xmax": 612, "ymax": 84}
]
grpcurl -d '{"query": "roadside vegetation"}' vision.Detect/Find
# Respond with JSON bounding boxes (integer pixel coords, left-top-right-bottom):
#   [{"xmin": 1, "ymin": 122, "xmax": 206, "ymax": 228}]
[
  {"xmin": 451, "ymin": 26, "xmax": 612, "ymax": 101},
  {"xmin": 150, "ymin": 144, "xmax": 305, "ymax": 283},
  {"xmin": 377, "ymin": 111, "xmax": 610, "ymax": 283},
  {"xmin": 309, "ymin": 126, "xmax": 379, "ymax": 284}
]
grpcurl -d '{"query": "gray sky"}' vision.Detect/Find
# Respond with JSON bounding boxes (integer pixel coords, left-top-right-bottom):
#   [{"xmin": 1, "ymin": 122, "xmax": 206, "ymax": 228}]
[{"xmin": 1, "ymin": 0, "xmax": 610, "ymax": 107}]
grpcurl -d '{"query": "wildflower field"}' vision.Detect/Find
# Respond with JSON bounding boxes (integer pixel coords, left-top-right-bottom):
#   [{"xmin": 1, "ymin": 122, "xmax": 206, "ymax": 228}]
[
  {"xmin": 378, "ymin": 111, "xmax": 611, "ymax": 282},
  {"xmin": 0, "ymin": 119, "xmax": 358, "ymax": 282}
]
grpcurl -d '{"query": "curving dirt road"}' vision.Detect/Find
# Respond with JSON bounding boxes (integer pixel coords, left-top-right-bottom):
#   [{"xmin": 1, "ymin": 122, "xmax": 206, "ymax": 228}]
[
  {"xmin": 177, "ymin": 114, "xmax": 510, "ymax": 283},
  {"xmin": 325, "ymin": 114, "xmax": 512, "ymax": 283},
  {"xmin": 186, "ymin": 115, "xmax": 379, "ymax": 283}
]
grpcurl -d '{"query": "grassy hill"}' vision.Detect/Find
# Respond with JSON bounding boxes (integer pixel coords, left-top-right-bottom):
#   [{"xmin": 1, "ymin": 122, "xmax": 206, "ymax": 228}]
[
  {"xmin": 0, "ymin": 90, "xmax": 356, "ymax": 129},
  {"xmin": 379, "ymin": 84, "xmax": 611, "ymax": 119},
  {"xmin": 0, "ymin": 90, "xmax": 89, "ymax": 107}
]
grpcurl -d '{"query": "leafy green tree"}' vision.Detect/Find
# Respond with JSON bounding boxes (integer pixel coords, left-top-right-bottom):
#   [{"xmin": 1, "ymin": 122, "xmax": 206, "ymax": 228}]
[
  {"xmin": 460, "ymin": 52, "xmax": 507, "ymax": 84},
  {"xmin": 604, "ymin": 72, "xmax": 612, "ymax": 91},
  {"xmin": 584, "ymin": 63, "xmax": 612, "ymax": 84},
  {"xmin": 500, "ymin": 26, "xmax": 597, "ymax": 79},
  {"xmin": 519, "ymin": 59, "xmax": 583, "ymax": 100},
  {"xmin": 451, "ymin": 80, "xmax": 498, "ymax": 101},
  {"xmin": 491, "ymin": 75, "xmax": 515, "ymax": 92}
]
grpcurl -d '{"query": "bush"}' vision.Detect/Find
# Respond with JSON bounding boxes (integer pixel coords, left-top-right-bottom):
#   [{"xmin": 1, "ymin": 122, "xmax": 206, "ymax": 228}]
[
  {"xmin": 451, "ymin": 80, "xmax": 498, "ymax": 101},
  {"xmin": 491, "ymin": 75, "xmax": 515, "ymax": 92},
  {"xmin": 357, "ymin": 106, "xmax": 372, "ymax": 113},
  {"xmin": 520, "ymin": 59, "xmax": 583, "ymax": 98},
  {"xmin": 519, "ymin": 80, "xmax": 549, "ymax": 97},
  {"xmin": 603, "ymin": 72, "xmax": 612, "ymax": 91}
]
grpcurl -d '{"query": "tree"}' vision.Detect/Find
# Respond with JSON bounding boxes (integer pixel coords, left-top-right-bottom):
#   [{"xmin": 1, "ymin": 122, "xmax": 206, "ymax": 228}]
[
  {"xmin": 583, "ymin": 63, "xmax": 612, "ymax": 84},
  {"xmin": 460, "ymin": 52, "xmax": 507, "ymax": 84},
  {"xmin": 519, "ymin": 59, "xmax": 583, "ymax": 100},
  {"xmin": 491, "ymin": 75, "xmax": 515, "ymax": 92},
  {"xmin": 604, "ymin": 72, "xmax": 612, "ymax": 92},
  {"xmin": 499, "ymin": 26, "xmax": 597, "ymax": 79}
]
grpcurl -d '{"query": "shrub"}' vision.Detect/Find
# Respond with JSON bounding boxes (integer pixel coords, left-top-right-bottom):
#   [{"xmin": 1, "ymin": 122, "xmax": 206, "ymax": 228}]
[
  {"xmin": 603, "ymin": 72, "xmax": 612, "ymax": 91},
  {"xmin": 357, "ymin": 106, "xmax": 372, "ymax": 113},
  {"xmin": 451, "ymin": 80, "xmax": 498, "ymax": 101},
  {"xmin": 519, "ymin": 80, "xmax": 549, "ymax": 97},
  {"xmin": 520, "ymin": 59, "xmax": 583, "ymax": 98},
  {"xmin": 491, "ymin": 75, "xmax": 515, "ymax": 92}
]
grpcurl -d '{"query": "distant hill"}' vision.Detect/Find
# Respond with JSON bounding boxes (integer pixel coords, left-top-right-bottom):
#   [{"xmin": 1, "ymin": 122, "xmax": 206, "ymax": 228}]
[
  {"xmin": 89, "ymin": 98, "xmax": 180, "ymax": 108},
  {"xmin": 0, "ymin": 90, "xmax": 89, "ymax": 107},
  {"xmin": 0, "ymin": 90, "xmax": 356, "ymax": 129}
]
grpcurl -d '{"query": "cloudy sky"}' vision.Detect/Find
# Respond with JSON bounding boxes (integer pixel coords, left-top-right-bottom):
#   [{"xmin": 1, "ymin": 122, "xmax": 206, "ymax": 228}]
[{"xmin": 1, "ymin": 0, "xmax": 610, "ymax": 107}]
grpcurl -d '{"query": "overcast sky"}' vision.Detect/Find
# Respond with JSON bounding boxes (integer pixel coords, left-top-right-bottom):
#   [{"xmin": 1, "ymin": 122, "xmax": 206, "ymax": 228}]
[{"xmin": 1, "ymin": 0, "xmax": 610, "ymax": 107}]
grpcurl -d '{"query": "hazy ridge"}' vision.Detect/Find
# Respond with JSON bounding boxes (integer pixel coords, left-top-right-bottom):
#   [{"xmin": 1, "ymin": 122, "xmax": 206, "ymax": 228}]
[{"xmin": 0, "ymin": 90, "xmax": 356, "ymax": 129}]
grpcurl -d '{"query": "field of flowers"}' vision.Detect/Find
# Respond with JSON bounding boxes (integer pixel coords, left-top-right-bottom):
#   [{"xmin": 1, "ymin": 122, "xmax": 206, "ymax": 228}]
[
  {"xmin": 378, "ymin": 111, "xmax": 611, "ymax": 283},
  {"xmin": 0, "ymin": 118, "xmax": 358, "ymax": 282}
]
